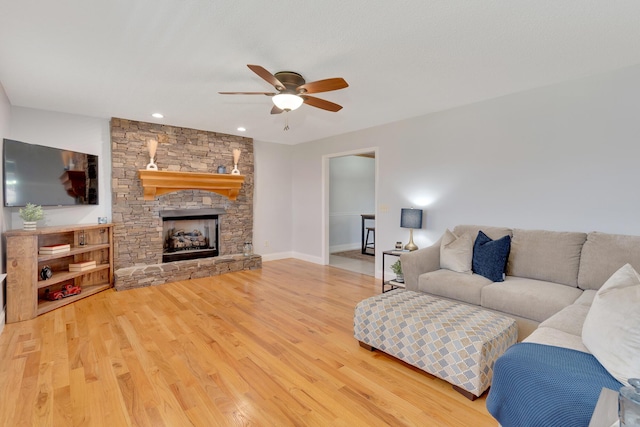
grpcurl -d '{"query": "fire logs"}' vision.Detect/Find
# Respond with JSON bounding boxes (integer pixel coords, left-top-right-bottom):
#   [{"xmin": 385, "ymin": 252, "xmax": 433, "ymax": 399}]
[{"xmin": 166, "ymin": 228, "xmax": 208, "ymax": 251}]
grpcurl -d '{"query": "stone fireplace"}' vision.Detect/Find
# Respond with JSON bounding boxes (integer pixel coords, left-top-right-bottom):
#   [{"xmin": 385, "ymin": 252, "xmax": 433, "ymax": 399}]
[{"xmin": 110, "ymin": 118, "xmax": 261, "ymax": 290}]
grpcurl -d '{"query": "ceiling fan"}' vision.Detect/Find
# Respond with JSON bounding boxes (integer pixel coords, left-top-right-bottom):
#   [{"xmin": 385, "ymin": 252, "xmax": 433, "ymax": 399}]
[{"xmin": 219, "ymin": 64, "xmax": 348, "ymax": 115}]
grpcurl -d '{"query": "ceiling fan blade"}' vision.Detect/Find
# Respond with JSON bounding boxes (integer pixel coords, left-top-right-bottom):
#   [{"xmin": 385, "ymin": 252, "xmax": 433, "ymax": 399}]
[
  {"xmin": 218, "ymin": 91, "xmax": 276, "ymax": 96},
  {"xmin": 297, "ymin": 78, "xmax": 348, "ymax": 94},
  {"xmin": 301, "ymin": 95, "xmax": 343, "ymax": 112},
  {"xmin": 270, "ymin": 105, "xmax": 283, "ymax": 115},
  {"xmin": 247, "ymin": 64, "xmax": 286, "ymax": 91}
]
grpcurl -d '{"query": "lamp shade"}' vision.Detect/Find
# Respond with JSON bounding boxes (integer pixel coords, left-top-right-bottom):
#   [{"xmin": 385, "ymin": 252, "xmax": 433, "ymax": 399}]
[
  {"xmin": 272, "ymin": 94, "xmax": 304, "ymax": 111},
  {"xmin": 400, "ymin": 208, "xmax": 423, "ymax": 229}
]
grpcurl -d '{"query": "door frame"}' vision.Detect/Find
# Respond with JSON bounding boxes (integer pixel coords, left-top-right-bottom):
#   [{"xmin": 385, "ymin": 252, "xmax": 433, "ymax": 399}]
[{"xmin": 321, "ymin": 147, "xmax": 379, "ymax": 266}]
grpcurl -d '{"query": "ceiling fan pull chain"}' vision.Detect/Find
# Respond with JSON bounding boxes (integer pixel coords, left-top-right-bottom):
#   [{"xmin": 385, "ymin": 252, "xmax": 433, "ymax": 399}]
[{"xmin": 284, "ymin": 111, "xmax": 290, "ymax": 131}]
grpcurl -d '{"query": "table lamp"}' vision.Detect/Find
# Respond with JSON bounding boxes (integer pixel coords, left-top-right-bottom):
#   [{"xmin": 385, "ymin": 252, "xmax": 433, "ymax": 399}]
[{"xmin": 401, "ymin": 208, "xmax": 423, "ymax": 251}]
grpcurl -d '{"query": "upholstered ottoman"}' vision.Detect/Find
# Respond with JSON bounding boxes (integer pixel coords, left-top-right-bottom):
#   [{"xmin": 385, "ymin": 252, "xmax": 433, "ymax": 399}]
[{"xmin": 354, "ymin": 289, "xmax": 517, "ymax": 399}]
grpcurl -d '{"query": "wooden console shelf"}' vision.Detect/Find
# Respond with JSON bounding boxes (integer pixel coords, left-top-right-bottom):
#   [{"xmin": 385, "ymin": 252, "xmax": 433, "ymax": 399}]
[
  {"xmin": 36, "ymin": 283, "xmax": 111, "ymax": 316},
  {"xmin": 4, "ymin": 223, "xmax": 113, "ymax": 323},
  {"xmin": 138, "ymin": 170, "xmax": 245, "ymax": 201}
]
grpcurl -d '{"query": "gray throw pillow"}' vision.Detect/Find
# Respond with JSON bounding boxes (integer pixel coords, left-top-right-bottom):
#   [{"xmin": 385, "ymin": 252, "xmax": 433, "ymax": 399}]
[{"xmin": 440, "ymin": 229, "xmax": 473, "ymax": 274}]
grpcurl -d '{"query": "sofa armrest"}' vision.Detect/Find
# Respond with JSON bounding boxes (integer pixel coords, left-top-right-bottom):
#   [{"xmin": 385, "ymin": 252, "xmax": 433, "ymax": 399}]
[{"xmin": 400, "ymin": 237, "xmax": 442, "ymax": 291}]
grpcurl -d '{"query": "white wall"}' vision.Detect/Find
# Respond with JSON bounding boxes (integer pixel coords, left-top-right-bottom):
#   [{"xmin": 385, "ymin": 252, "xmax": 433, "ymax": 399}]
[
  {"xmin": 7, "ymin": 107, "xmax": 111, "ymax": 228},
  {"xmin": 288, "ymin": 63, "xmax": 640, "ymax": 277},
  {"xmin": 253, "ymin": 140, "xmax": 294, "ymax": 261},
  {"xmin": 4, "ymin": 62, "xmax": 640, "ymax": 283},
  {"xmin": 0, "ymin": 82, "xmax": 11, "ymax": 331},
  {"xmin": 329, "ymin": 155, "xmax": 375, "ymax": 252}
]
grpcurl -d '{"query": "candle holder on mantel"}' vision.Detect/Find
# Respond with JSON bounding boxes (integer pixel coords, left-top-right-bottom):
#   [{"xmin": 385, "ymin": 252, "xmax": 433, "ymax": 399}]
[
  {"xmin": 146, "ymin": 139, "xmax": 158, "ymax": 170},
  {"xmin": 231, "ymin": 148, "xmax": 241, "ymax": 175}
]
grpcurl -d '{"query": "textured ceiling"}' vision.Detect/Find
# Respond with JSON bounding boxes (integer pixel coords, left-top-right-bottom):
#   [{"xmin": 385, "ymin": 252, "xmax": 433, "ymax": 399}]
[{"xmin": 1, "ymin": 1, "xmax": 640, "ymax": 144}]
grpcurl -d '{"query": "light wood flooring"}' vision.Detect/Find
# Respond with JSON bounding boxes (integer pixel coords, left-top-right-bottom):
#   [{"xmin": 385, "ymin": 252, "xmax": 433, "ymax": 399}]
[{"xmin": 0, "ymin": 259, "xmax": 498, "ymax": 426}]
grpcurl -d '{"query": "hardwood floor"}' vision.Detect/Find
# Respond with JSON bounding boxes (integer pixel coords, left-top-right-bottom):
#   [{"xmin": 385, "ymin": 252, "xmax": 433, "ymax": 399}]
[{"xmin": 0, "ymin": 259, "xmax": 498, "ymax": 426}]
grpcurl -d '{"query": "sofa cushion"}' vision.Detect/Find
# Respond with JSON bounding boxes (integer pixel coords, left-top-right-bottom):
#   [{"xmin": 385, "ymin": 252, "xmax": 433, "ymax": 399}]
[
  {"xmin": 538, "ymin": 304, "xmax": 590, "ymax": 337},
  {"xmin": 523, "ymin": 327, "xmax": 589, "ymax": 353},
  {"xmin": 582, "ymin": 263, "xmax": 640, "ymax": 386},
  {"xmin": 418, "ymin": 269, "xmax": 493, "ymax": 305},
  {"xmin": 440, "ymin": 229, "xmax": 473, "ymax": 274},
  {"xmin": 472, "ymin": 231, "xmax": 511, "ymax": 282},
  {"xmin": 481, "ymin": 276, "xmax": 583, "ymax": 323},
  {"xmin": 578, "ymin": 231, "xmax": 640, "ymax": 290},
  {"xmin": 573, "ymin": 289, "xmax": 597, "ymax": 306},
  {"xmin": 506, "ymin": 229, "xmax": 586, "ymax": 287},
  {"xmin": 453, "ymin": 225, "xmax": 512, "ymax": 241}
]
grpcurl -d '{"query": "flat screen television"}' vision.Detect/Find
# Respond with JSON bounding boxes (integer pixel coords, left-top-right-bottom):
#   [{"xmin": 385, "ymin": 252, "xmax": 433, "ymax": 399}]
[{"xmin": 3, "ymin": 139, "xmax": 99, "ymax": 207}]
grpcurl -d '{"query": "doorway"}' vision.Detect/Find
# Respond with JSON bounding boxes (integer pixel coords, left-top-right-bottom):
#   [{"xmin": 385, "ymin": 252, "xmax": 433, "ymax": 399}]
[{"xmin": 325, "ymin": 150, "xmax": 376, "ymax": 276}]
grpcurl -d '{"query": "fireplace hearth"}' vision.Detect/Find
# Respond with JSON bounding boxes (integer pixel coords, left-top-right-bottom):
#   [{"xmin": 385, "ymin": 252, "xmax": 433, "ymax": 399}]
[{"xmin": 160, "ymin": 208, "xmax": 225, "ymax": 263}]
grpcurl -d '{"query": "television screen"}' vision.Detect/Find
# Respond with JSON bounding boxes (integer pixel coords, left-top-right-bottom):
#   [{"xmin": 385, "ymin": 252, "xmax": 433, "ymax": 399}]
[{"xmin": 3, "ymin": 139, "xmax": 99, "ymax": 207}]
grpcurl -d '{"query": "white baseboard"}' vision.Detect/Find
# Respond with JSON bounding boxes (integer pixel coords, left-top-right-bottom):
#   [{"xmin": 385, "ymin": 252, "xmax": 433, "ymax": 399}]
[
  {"xmin": 260, "ymin": 251, "xmax": 294, "ymax": 262},
  {"xmin": 259, "ymin": 251, "xmax": 384, "ymax": 270},
  {"xmin": 329, "ymin": 243, "xmax": 361, "ymax": 253},
  {"xmin": 291, "ymin": 252, "xmax": 324, "ymax": 265},
  {"xmin": 253, "ymin": 253, "xmax": 383, "ymax": 277},
  {"xmin": 260, "ymin": 252, "xmax": 324, "ymax": 265}
]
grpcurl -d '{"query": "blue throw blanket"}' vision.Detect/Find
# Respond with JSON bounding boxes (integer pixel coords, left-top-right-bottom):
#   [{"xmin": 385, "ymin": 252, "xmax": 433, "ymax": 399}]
[{"xmin": 486, "ymin": 343, "xmax": 622, "ymax": 427}]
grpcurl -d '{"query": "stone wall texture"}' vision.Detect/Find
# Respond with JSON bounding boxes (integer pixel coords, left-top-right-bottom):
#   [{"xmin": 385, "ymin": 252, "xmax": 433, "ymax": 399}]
[{"xmin": 110, "ymin": 118, "xmax": 259, "ymax": 289}]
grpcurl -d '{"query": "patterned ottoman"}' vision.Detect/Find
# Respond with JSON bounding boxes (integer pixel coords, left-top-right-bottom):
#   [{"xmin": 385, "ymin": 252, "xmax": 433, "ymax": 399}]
[{"xmin": 354, "ymin": 289, "xmax": 517, "ymax": 399}]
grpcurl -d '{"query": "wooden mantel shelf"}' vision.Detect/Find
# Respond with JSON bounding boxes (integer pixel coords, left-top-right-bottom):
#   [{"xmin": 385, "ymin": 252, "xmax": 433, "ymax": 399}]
[{"xmin": 138, "ymin": 170, "xmax": 245, "ymax": 201}]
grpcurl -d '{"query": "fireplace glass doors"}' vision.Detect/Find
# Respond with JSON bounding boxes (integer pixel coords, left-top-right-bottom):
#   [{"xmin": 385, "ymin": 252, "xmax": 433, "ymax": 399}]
[{"xmin": 160, "ymin": 209, "xmax": 223, "ymax": 263}]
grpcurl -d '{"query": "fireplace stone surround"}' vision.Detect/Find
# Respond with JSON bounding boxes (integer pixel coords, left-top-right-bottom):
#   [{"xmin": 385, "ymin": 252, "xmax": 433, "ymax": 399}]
[{"xmin": 110, "ymin": 118, "xmax": 261, "ymax": 291}]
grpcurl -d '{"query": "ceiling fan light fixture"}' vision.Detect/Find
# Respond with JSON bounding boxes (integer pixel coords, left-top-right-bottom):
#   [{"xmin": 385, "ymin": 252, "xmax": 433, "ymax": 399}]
[{"xmin": 272, "ymin": 93, "xmax": 303, "ymax": 111}]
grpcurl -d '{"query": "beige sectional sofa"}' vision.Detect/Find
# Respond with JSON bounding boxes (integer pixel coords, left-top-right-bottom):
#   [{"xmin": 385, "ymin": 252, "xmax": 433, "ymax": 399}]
[{"xmin": 400, "ymin": 224, "xmax": 640, "ymax": 345}]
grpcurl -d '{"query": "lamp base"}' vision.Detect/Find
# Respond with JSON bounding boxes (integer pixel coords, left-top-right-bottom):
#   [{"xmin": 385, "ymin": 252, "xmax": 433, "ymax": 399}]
[
  {"xmin": 404, "ymin": 229, "xmax": 419, "ymax": 251},
  {"xmin": 404, "ymin": 242, "xmax": 418, "ymax": 251}
]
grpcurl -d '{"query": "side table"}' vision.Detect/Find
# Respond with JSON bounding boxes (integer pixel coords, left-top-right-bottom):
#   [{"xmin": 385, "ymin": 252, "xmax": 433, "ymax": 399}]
[
  {"xmin": 382, "ymin": 249, "xmax": 409, "ymax": 292},
  {"xmin": 588, "ymin": 387, "xmax": 619, "ymax": 427}
]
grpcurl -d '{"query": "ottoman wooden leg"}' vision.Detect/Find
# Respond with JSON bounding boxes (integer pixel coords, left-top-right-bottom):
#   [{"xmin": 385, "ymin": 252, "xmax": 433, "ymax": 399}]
[
  {"xmin": 359, "ymin": 341, "xmax": 375, "ymax": 351},
  {"xmin": 453, "ymin": 385, "xmax": 478, "ymax": 401}
]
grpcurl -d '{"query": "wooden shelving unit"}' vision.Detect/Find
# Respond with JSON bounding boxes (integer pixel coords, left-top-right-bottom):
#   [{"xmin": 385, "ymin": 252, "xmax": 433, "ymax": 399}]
[
  {"xmin": 4, "ymin": 223, "xmax": 113, "ymax": 323},
  {"xmin": 36, "ymin": 283, "xmax": 111, "ymax": 316}
]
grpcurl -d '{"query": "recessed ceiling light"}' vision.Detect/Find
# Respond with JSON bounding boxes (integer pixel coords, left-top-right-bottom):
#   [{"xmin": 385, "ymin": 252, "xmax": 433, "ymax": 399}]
[
  {"xmin": 237, "ymin": 127, "xmax": 246, "ymax": 132},
  {"xmin": 151, "ymin": 113, "xmax": 164, "ymax": 119}
]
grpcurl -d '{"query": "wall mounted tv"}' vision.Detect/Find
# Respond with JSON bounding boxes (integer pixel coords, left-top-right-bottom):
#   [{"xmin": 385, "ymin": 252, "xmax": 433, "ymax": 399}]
[{"xmin": 3, "ymin": 139, "xmax": 99, "ymax": 207}]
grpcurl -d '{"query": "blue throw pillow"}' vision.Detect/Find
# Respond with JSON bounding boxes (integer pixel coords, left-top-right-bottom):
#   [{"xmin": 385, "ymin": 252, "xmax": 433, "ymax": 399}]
[{"xmin": 472, "ymin": 231, "xmax": 511, "ymax": 282}]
